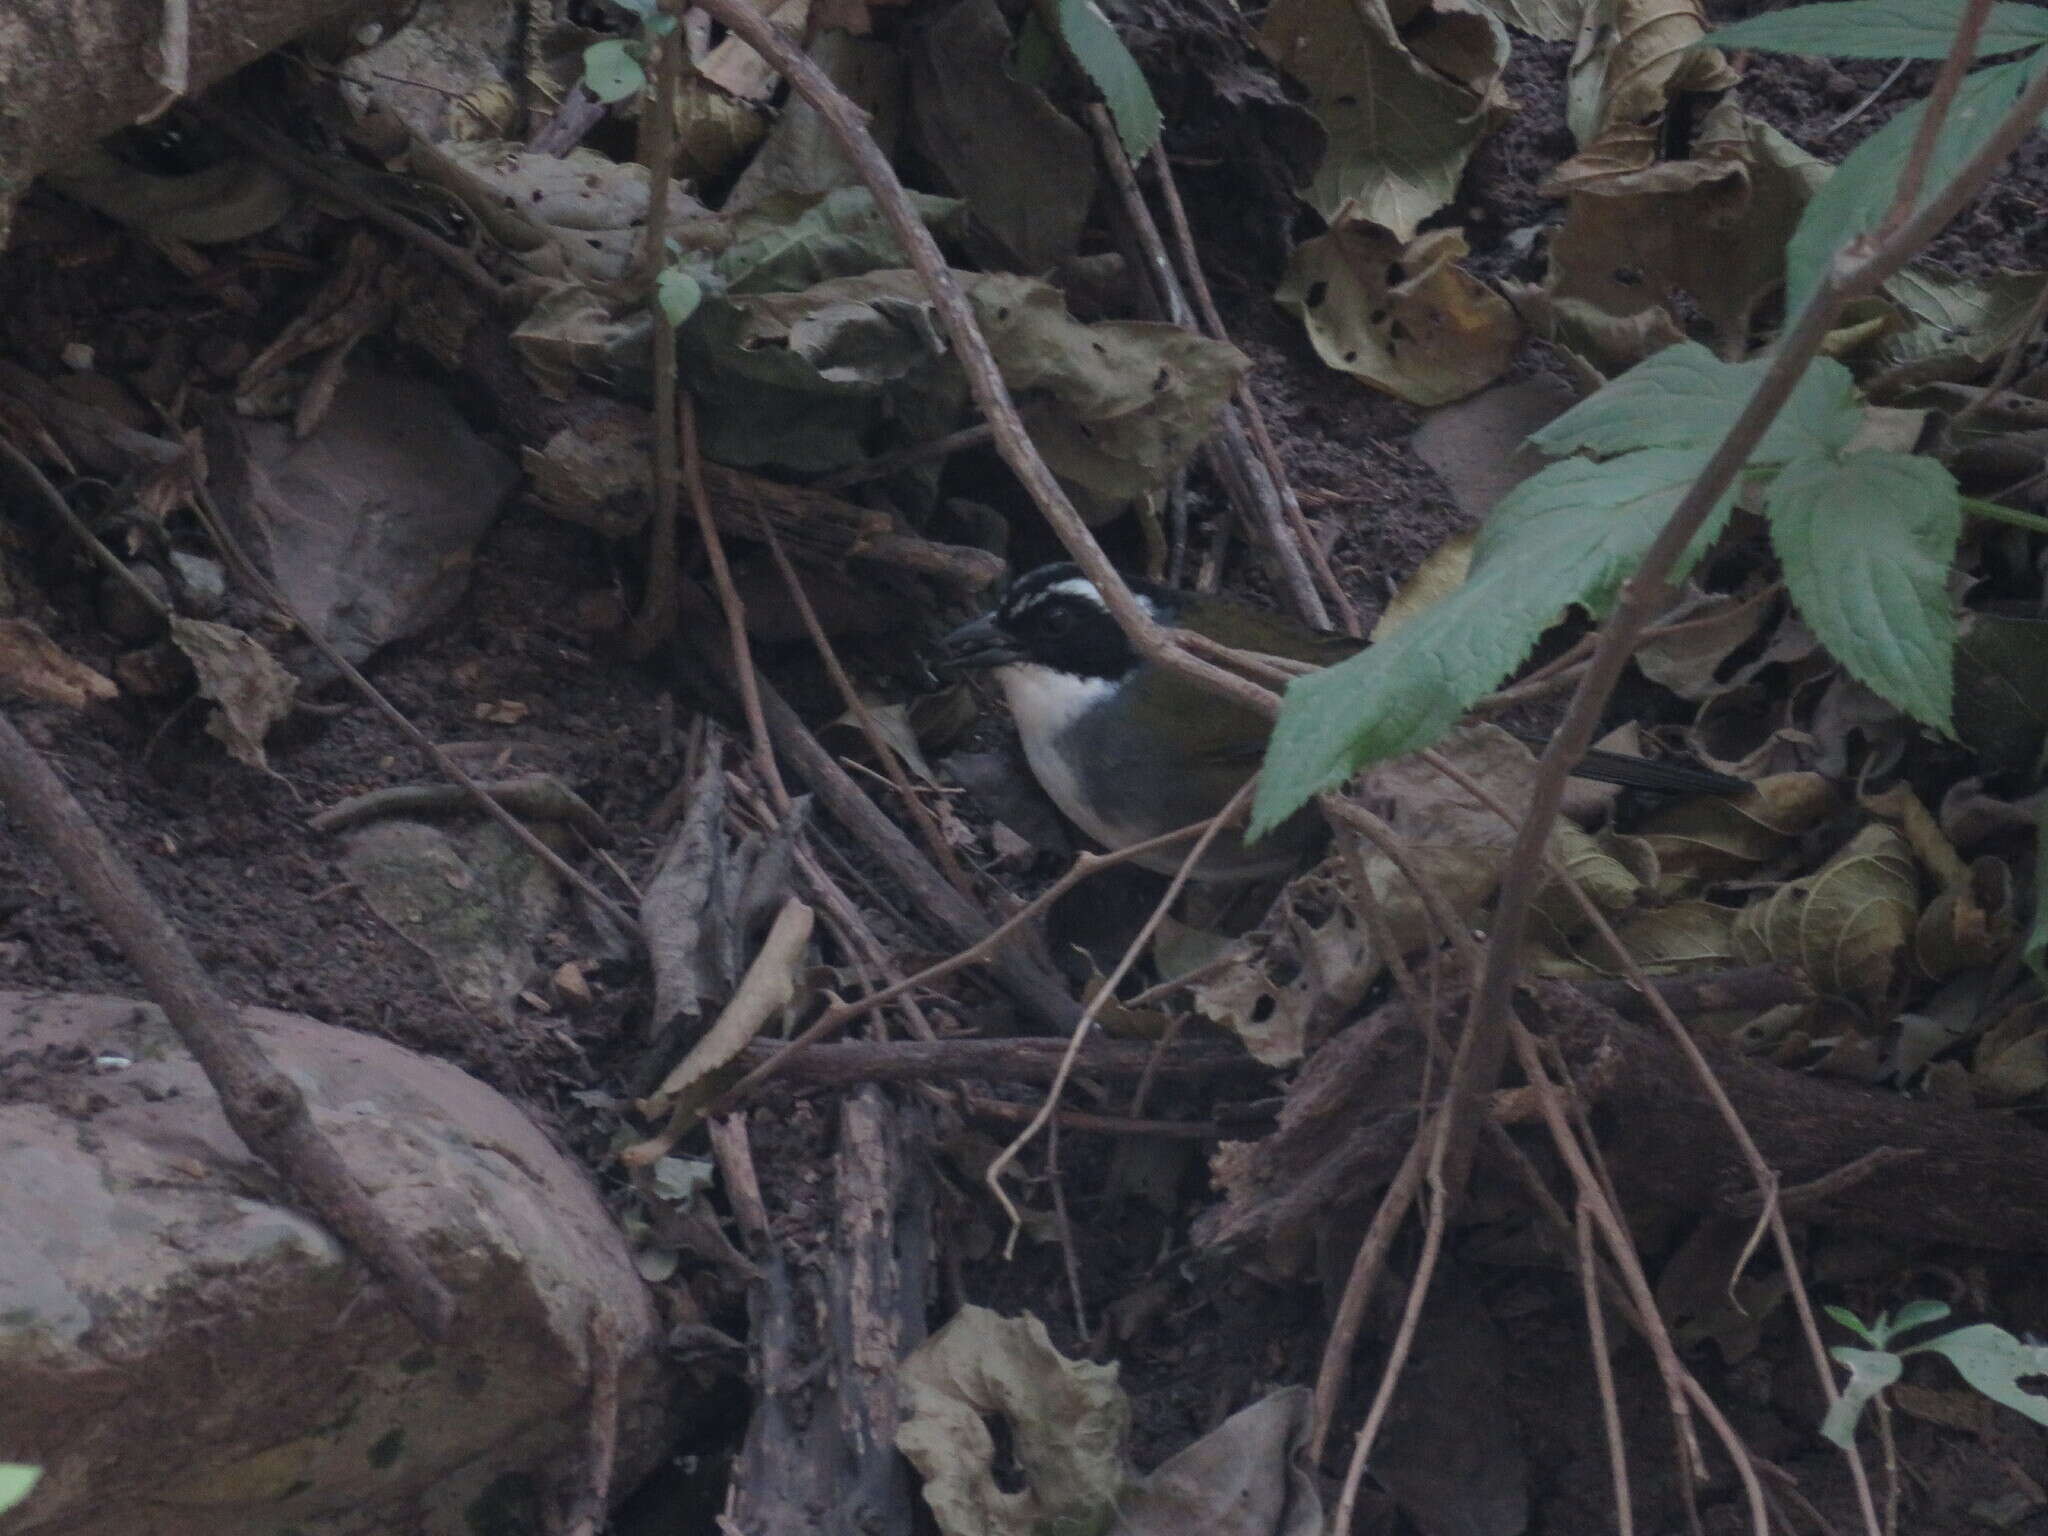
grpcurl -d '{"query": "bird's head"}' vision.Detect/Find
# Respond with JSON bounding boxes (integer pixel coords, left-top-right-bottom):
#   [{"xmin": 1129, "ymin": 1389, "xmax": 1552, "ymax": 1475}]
[{"xmin": 937, "ymin": 563, "xmax": 1164, "ymax": 682}]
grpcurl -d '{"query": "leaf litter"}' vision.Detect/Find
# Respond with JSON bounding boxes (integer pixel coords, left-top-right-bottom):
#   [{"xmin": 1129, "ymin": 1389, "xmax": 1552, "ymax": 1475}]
[{"xmin": 11, "ymin": 0, "xmax": 2048, "ymax": 1530}]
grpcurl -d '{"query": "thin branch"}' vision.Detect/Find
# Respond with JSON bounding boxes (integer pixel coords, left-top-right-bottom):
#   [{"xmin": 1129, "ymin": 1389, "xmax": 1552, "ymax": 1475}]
[
  {"xmin": 1147, "ymin": 144, "xmax": 1360, "ymax": 635},
  {"xmin": 184, "ymin": 485, "xmax": 639, "ymax": 935},
  {"xmin": 195, "ymin": 105, "xmax": 515, "ymax": 306},
  {"xmin": 1308, "ymin": 1130, "xmax": 1431, "ymax": 1460},
  {"xmin": 1579, "ymin": 1198, "xmax": 1636, "ymax": 1536},
  {"xmin": 751, "ymin": 511, "xmax": 972, "ymax": 891},
  {"xmin": 627, "ymin": 12, "xmax": 685, "ymax": 658},
  {"xmin": 1456, "ymin": 0, "xmax": 2048, "ymax": 1295},
  {"xmin": 681, "ymin": 397, "xmax": 789, "ymax": 809},
  {"xmin": 685, "ymin": 0, "xmax": 1282, "ymax": 725},
  {"xmin": 1885, "ymin": 0, "xmax": 1996, "ymax": 235},
  {"xmin": 0, "ymin": 708, "xmax": 455, "ymax": 1337},
  {"xmin": 1426, "ymin": 744, "xmax": 1881, "ymax": 1532},
  {"xmin": 984, "ymin": 779, "xmax": 1258, "ymax": 1250}
]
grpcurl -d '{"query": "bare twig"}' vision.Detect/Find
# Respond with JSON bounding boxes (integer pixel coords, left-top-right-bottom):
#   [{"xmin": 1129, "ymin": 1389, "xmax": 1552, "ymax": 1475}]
[
  {"xmin": 1308, "ymin": 1131, "xmax": 1432, "ymax": 1460},
  {"xmin": 0, "ymin": 434, "xmax": 173, "ymax": 621},
  {"xmin": 684, "ymin": 0, "xmax": 1282, "ymax": 725},
  {"xmin": 703, "ymin": 813, "xmax": 1221, "ymax": 1113},
  {"xmin": 186, "ymin": 485, "xmax": 638, "ymax": 936},
  {"xmin": 195, "ymin": 105, "xmax": 515, "ymax": 306},
  {"xmin": 1457, "ymin": 0, "xmax": 2048, "ymax": 1294},
  {"xmin": 1331, "ymin": 1151, "xmax": 1446, "ymax": 1531},
  {"xmin": 984, "ymin": 780, "xmax": 1257, "ymax": 1249},
  {"xmin": 1081, "ymin": 104, "xmax": 1330, "ymax": 629},
  {"xmin": 681, "ymin": 401, "xmax": 789, "ymax": 809},
  {"xmin": 628, "ymin": 14, "xmax": 685, "ymax": 660},
  {"xmin": 1147, "ymin": 145, "xmax": 1360, "ymax": 635},
  {"xmin": 751, "ymin": 512, "xmax": 972, "ymax": 891},
  {"xmin": 735, "ymin": 668, "xmax": 1076, "ymax": 1029},
  {"xmin": 1885, "ymin": 0, "xmax": 1996, "ymax": 236},
  {"xmin": 1427, "ymin": 744, "xmax": 1881, "ymax": 1532},
  {"xmin": 0, "ymin": 708, "xmax": 455, "ymax": 1337},
  {"xmin": 1578, "ymin": 1198, "xmax": 1635, "ymax": 1536}
]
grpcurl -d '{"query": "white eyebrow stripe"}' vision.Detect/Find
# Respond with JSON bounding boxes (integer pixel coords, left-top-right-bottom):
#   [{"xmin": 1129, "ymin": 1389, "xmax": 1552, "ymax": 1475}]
[
  {"xmin": 1005, "ymin": 572, "xmax": 1161, "ymax": 622},
  {"xmin": 1043, "ymin": 576, "xmax": 1105, "ymax": 604}
]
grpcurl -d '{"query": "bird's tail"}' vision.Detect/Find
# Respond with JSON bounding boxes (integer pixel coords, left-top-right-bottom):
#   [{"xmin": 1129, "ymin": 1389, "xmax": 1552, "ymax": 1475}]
[{"xmin": 1570, "ymin": 745, "xmax": 1746, "ymax": 797}]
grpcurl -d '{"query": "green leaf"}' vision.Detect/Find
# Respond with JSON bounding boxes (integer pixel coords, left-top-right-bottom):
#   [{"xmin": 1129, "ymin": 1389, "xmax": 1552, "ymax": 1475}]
[
  {"xmin": 582, "ymin": 38, "xmax": 646, "ymax": 104},
  {"xmin": 1051, "ymin": 0, "xmax": 1162, "ymax": 161},
  {"xmin": 1889, "ymin": 1298, "xmax": 1954, "ymax": 1337},
  {"xmin": 1764, "ymin": 449, "xmax": 1959, "ymax": 733},
  {"xmin": 1915, "ymin": 1323, "xmax": 2048, "ymax": 1428},
  {"xmin": 1253, "ymin": 447, "xmax": 1736, "ymax": 833},
  {"xmin": 1826, "ymin": 1304, "xmax": 1883, "ymax": 1346},
  {"xmin": 1822, "ymin": 1347, "xmax": 1902, "ymax": 1450},
  {"xmin": 1785, "ymin": 51, "xmax": 2048, "ymax": 320},
  {"xmin": 0, "ymin": 1466, "xmax": 39, "ymax": 1517},
  {"xmin": 655, "ymin": 267, "xmax": 703, "ymax": 327},
  {"xmin": 1528, "ymin": 343, "xmax": 1862, "ymax": 462},
  {"xmin": 1706, "ymin": 1, "xmax": 2048, "ymax": 60}
]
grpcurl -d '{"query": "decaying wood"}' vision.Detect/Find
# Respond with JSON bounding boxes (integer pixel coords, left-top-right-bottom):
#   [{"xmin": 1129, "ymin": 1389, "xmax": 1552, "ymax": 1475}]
[
  {"xmin": 1534, "ymin": 981, "xmax": 2048, "ymax": 1252},
  {"xmin": 733, "ymin": 1034, "xmax": 1248, "ymax": 1086},
  {"xmin": 1209, "ymin": 980, "xmax": 2048, "ymax": 1263},
  {"xmin": 726, "ymin": 1087, "xmax": 932, "ymax": 1535},
  {"xmin": 525, "ymin": 405, "xmax": 1004, "ymax": 589}
]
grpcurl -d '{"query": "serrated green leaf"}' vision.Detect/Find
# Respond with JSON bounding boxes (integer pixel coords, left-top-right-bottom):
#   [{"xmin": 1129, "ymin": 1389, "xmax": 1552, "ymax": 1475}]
[
  {"xmin": 582, "ymin": 38, "xmax": 646, "ymax": 104},
  {"xmin": 1914, "ymin": 1323, "xmax": 2048, "ymax": 1427},
  {"xmin": 1706, "ymin": 1, "xmax": 2048, "ymax": 60},
  {"xmin": 1822, "ymin": 1347, "xmax": 1902, "ymax": 1449},
  {"xmin": 1826, "ymin": 1304, "xmax": 1883, "ymax": 1345},
  {"xmin": 655, "ymin": 267, "xmax": 702, "ymax": 326},
  {"xmin": 1528, "ymin": 343, "xmax": 1861, "ymax": 462},
  {"xmin": 1253, "ymin": 447, "xmax": 1735, "ymax": 833},
  {"xmin": 1764, "ymin": 450, "xmax": 1959, "ymax": 733},
  {"xmin": 0, "ymin": 1466, "xmax": 39, "ymax": 1517},
  {"xmin": 1052, "ymin": 0, "xmax": 1162, "ymax": 160},
  {"xmin": 1786, "ymin": 51, "xmax": 2048, "ymax": 320}
]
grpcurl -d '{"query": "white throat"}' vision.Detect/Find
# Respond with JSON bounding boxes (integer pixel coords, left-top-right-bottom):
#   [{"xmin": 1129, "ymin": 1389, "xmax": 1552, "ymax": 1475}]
[{"xmin": 992, "ymin": 663, "xmax": 1132, "ymax": 850}]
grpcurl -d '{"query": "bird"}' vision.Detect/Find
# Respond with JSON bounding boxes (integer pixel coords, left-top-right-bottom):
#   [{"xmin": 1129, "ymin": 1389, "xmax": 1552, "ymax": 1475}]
[{"xmin": 936, "ymin": 561, "xmax": 1745, "ymax": 881}]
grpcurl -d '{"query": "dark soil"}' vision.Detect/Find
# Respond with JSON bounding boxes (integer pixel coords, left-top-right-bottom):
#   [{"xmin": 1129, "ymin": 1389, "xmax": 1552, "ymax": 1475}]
[{"xmin": 7, "ymin": 6, "xmax": 2048, "ymax": 1535}]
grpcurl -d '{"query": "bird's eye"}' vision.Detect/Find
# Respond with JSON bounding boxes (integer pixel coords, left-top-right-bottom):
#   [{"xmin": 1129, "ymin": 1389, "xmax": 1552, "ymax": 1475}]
[{"xmin": 1037, "ymin": 608, "xmax": 1075, "ymax": 638}]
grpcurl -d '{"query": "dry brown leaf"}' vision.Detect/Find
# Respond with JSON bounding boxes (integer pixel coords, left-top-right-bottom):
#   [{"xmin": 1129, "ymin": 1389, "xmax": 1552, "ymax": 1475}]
[
  {"xmin": 0, "ymin": 618, "xmax": 117, "ymax": 708},
  {"xmin": 1732, "ymin": 824, "xmax": 1919, "ymax": 1000}
]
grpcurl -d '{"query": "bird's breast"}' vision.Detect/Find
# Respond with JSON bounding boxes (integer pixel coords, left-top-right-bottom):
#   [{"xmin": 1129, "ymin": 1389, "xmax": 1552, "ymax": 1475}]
[{"xmin": 992, "ymin": 663, "xmax": 1149, "ymax": 850}]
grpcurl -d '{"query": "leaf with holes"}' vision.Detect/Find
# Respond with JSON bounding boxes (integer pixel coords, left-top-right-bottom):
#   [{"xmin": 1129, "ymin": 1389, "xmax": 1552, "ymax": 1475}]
[
  {"xmin": 1822, "ymin": 1347, "xmax": 1903, "ymax": 1449},
  {"xmin": 582, "ymin": 38, "xmax": 646, "ymax": 104}
]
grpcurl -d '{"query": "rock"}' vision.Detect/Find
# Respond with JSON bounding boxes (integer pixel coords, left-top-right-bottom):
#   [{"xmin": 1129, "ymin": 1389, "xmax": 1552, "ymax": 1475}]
[{"xmin": 0, "ymin": 990, "xmax": 674, "ymax": 1536}]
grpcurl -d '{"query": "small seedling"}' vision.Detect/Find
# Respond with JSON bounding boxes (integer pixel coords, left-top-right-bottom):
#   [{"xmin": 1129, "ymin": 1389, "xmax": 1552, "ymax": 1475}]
[
  {"xmin": 1823, "ymin": 1301, "xmax": 2048, "ymax": 1450},
  {"xmin": 579, "ymin": 0, "xmax": 679, "ymax": 106},
  {"xmin": 0, "ymin": 1465, "xmax": 41, "ymax": 1517}
]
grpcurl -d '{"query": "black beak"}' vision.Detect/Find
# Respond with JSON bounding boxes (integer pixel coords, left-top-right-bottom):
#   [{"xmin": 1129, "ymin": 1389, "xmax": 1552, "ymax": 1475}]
[{"xmin": 936, "ymin": 613, "xmax": 1026, "ymax": 675}]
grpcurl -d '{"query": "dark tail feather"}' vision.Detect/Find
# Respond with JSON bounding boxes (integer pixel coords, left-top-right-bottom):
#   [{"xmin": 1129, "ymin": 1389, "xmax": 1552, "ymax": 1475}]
[
  {"xmin": 1501, "ymin": 728, "xmax": 1745, "ymax": 795},
  {"xmin": 1571, "ymin": 745, "xmax": 1746, "ymax": 797}
]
